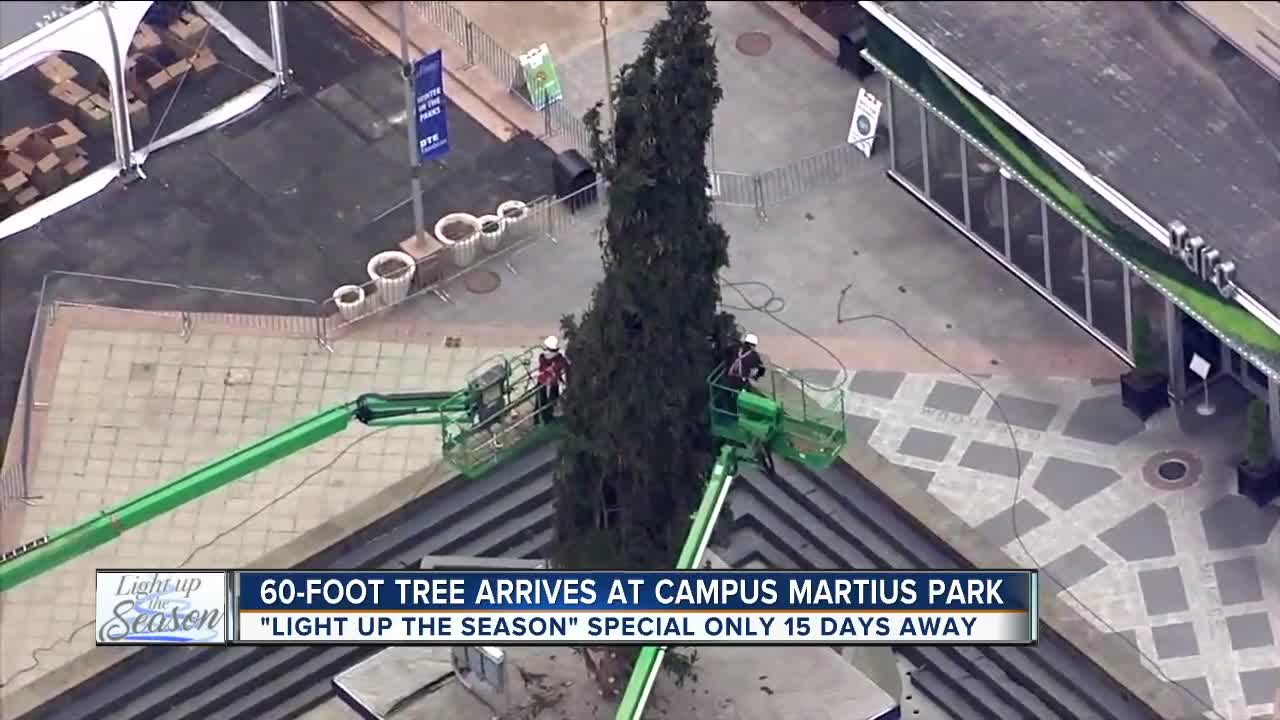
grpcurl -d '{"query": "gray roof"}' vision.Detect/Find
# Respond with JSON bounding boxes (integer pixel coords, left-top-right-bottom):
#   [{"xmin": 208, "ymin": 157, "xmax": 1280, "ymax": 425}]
[
  {"xmin": 0, "ymin": 2, "xmax": 68, "ymax": 49},
  {"xmin": 881, "ymin": 1, "xmax": 1280, "ymax": 315}
]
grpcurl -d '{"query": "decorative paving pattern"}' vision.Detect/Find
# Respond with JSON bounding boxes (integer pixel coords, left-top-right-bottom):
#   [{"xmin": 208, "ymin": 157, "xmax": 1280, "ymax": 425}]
[
  {"xmin": 1153, "ymin": 621, "xmax": 1200, "ymax": 659},
  {"xmin": 847, "ymin": 370, "xmax": 905, "ymax": 400},
  {"xmin": 973, "ymin": 500, "xmax": 1048, "ymax": 549},
  {"xmin": 987, "ymin": 393, "xmax": 1058, "ymax": 431},
  {"xmin": 1214, "ymin": 557, "xmax": 1265, "ymax": 605},
  {"xmin": 1060, "ymin": 394, "xmax": 1145, "ymax": 444},
  {"xmin": 845, "ymin": 414, "xmax": 880, "ymax": 444},
  {"xmin": 1034, "ymin": 457, "xmax": 1120, "ymax": 510},
  {"xmin": 1139, "ymin": 566, "xmax": 1190, "ymax": 616},
  {"xmin": 957, "ymin": 441, "xmax": 1031, "ymax": 478},
  {"xmin": 1098, "ymin": 504, "xmax": 1176, "ymax": 561},
  {"xmin": 897, "ymin": 427, "xmax": 953, "ymax": 462},
  {"xmin": 1226, "ymin": 612, "xmax": 1274, "ymax": 651},
  {"xmin": 923, "ymin": 381, "xmax": 981, "ymax": 415},
  {"xmin": 830, "ymin": 370, "xmax": 1280, "ymax": 719},
  {"xmin": 893, "ymin": 464, "xmax": 935, "ymax": 488},
  {"xmin": 1041, "ymin": 544, "xmax": 1107, "ymax": 590},
  {"xmin": 1202, "ymin": 495, "xmax": 1280, "ymax": 550}
]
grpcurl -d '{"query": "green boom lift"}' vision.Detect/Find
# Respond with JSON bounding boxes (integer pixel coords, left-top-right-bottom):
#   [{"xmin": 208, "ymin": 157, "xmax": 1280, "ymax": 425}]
[
  {"xmin": 0, "ymin": 347, "xmax": 561, "ymax": 592},
  {"xmin": 0, "ymin": 347, "xmax": 846, "ymax": 720},
  {"xmin": 612, "ymin": 362, "xmax": 846, "ymax": 720}
]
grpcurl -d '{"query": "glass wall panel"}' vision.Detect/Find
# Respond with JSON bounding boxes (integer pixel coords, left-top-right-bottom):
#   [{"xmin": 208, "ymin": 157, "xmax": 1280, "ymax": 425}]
[
  {"xmin": 1045, "ymin": 205, "xmax": 1088, "ymax": 319},
  {"xmin": 926, "ymin": 112, "xmax": 965, "ymax": 220},
  {"xmin": 964, "ymin": 143, "xmax": 1005, "ymax": 254},
  {"xmin": 1089, "ymin": 241, "xmax": 1128, "ymax": 349},
  {"xmin": 1005, "ymin": 179, "xmax": 1046, "ymax": 285},
  {"xmin": 890, "ymin": 84, "xmax": 925, "ymax": 189},
  {"xmin": 1247, "ymin": 360, "xmax": 1269, "ymax": 391},
  {"xmin": 1128, "ymin": 273, "xmax": 1167, "ymax": 371}
]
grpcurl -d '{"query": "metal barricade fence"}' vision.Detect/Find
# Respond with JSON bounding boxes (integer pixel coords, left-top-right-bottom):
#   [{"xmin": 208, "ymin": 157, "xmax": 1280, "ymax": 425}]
[
  {"xmin": 411, "ymin": 1, "xmax": 593, "ymax": 155},
  {"xmin": 709, "ymin": 171, "xmax": 761, "ymax": 210},
  {"xmin": 318, "ymin": 181, "xmax": 608, "ymax": 340},
  {"xmin": 753, "ymin": 143, "xmax": 870, "ymax": 219},
  {"xmin": 0, "ymin": 273, "xmax": 325, "ymax": 509}
]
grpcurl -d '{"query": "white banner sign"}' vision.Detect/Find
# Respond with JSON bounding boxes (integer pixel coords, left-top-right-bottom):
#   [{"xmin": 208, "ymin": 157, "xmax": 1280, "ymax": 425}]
[
  {"xmin": 1189, "ymin": 353, "xmax": 1211, "ymax": 380},
  {"xmin": 96, "ymin": 571, "xmax": 231, "ymax": 645},
  {"xmin": 848, "ymin": 88, "xmax": 883, "ymax": 158}
]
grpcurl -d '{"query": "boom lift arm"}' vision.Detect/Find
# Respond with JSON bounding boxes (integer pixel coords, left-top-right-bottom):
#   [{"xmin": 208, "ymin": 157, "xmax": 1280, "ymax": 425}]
[
  {"xmin": 613, "ymin": 364, "xmax": 848, "ymax": 720},
  {"xmin": 0, "ymin": 392, "xmax": 470, "ymax": 592},
  {"xmin": 0, "ymin": 347, "xmax": 559, "ymax": 593}
]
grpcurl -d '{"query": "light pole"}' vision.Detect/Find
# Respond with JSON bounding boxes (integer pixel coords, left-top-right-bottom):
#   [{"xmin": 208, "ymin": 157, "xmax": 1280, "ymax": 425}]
[
  {"xmin": 398, "ymin": 1, "xmax": 428, "ymax": 250},
  {"xmin": 599, "ymin": 1, "xmax": 615, "ymax": 132}
]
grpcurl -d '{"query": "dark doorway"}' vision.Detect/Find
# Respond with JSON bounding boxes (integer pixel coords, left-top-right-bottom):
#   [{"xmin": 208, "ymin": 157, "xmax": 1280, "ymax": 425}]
[{"xmin": 1181, "ymin": 313, "xmax": 1222, "ymax": 389}]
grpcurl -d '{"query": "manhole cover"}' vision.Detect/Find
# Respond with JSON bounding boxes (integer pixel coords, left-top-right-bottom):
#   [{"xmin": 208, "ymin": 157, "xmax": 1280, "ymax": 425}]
[
  {"xmin": 735, "ymin": 31, "xmax": 772, "ymax": 57},
  {"xmin": 1157, "ymin": 460, "xmax": 1187, "ymax": 481},
  {"xmin": 1143, "ymin": 450, "xmax": 1203, "ymax": 490},
  {"xmin": 464, "ymin": 270, "xmax": 501, "ymax": 294}
]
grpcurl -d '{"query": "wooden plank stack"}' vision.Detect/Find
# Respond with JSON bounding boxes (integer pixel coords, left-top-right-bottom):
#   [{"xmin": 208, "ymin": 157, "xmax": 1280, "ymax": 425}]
[
  {"xmin": 0, "ymin": 118, "xmax": 91, "ymax": 216},
  {"xmin": 1, "ymin": 9, "xmax": 227, "ymax": 219}
]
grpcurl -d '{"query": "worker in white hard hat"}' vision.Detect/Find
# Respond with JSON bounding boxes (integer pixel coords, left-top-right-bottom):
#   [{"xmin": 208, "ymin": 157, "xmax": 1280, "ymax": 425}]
[
  {"xmin": 723, "ymin": 332, "xmax": 774, "ymax": 474},
  {"xmin": 535, "ymin": 335, "xmax": 569, "ymax": 425},
  {"xmin": 726, "ymin": 333, "xmax": 765, "ymax": 391}
]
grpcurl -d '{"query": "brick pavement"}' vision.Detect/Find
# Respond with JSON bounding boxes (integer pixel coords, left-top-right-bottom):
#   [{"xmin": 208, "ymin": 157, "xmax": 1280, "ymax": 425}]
[
  {"xmin": 0, "ymin": 304, "xmax": 535, "ymax": 706},
  {"xmin": 828, "ymin": 368, "xmax": 1280, "ymax": 720}
]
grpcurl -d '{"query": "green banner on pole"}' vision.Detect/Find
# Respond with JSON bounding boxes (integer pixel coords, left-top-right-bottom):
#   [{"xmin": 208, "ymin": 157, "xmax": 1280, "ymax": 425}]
[{"xmin": 519, "ymin": 43, "xmax": 563, "ymax": 110}]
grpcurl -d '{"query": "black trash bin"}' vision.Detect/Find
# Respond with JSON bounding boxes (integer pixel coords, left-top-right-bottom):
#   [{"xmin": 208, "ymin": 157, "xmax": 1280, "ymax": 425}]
[
  {"xmin": 838, "ymin": 27, "xmax": 876, "ymax": 79},
  {"xmin": 552, "ymin": 149, "xmax": 598, "ymax": 213}
]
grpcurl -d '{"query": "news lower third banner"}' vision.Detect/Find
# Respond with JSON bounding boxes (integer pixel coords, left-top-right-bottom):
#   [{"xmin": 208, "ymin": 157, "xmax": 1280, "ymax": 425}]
[{"xmin": 96, "ymin": 570, "xmax": 1038, "ymax": 646}]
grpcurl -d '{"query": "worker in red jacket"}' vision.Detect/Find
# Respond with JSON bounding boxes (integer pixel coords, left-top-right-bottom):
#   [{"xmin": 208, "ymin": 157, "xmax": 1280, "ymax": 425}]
[{"xmin": 536, "ymin": 335, "xmax": 569, "ymax": 425}]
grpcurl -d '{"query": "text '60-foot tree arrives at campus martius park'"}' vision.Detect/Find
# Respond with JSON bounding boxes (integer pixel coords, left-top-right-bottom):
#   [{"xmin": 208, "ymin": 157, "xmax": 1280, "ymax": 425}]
[{"xmin": 552, "ymin": 1, "xmax": 738, "ymax": 578}]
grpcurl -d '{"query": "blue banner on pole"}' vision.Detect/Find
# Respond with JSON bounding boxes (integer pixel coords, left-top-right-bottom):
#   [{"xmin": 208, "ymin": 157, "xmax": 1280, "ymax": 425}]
[{"xmin": 413, "ymin": 50, "xmax": 449, "ymax": 161}]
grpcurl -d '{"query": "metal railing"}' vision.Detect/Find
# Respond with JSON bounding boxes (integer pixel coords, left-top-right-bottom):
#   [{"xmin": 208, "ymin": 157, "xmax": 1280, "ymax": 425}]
[
  {"xmin": 409, "ymin": 1, "xmax": 870, "ymax": 220},
  {"xmin": 0, "ymin": 181, "xmax": 607, "ymax": 515},
  {"xmin": 316, "ymin": 180, "xmax": 606, "ymax": 339},
  {"xmin": 412, "ymin": 0, "xmax": 595, "ymax": 155}
]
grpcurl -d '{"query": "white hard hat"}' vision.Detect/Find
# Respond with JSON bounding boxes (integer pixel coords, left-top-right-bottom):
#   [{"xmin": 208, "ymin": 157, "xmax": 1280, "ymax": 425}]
[
  {"xmin": 743, "ymin": 333, "xmax": 758, "ymax": 346},
  {"xmin": 544, "ymin": 335, "xmax": 560, "ymax": 351}
]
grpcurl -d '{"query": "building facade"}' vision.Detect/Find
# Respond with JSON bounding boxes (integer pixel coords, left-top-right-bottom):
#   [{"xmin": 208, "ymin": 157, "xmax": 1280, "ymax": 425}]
[{"xmin": 861, "ymin": 1, "xmax": 1280, "ymax": 449}]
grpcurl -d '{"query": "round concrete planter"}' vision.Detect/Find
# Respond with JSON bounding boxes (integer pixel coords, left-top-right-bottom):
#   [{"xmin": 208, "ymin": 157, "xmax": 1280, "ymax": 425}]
[
  {"xmin": 365, "ymin": 250, "xmax": 416, "ymax": 307},
  {"xmin": 477, "ymin": 214, "xmax": 505, "ymax": 253},
  {"xmin": 332, "ymin": 284, "xmax": 367, "ymax": 322},
  {"xmin": 435, "ymin": 212, "xmax": 481, "ymax": 268},
  {"xmin": 497, "ymin": 200, "xmax": 529, "ymax": 246}
]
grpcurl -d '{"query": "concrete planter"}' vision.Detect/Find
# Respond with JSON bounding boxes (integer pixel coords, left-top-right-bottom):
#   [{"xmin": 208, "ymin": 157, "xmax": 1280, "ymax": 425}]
[
  {"xmin": 1238, "ymin": 459, "xmax": 1280, "ymax": 506},
  {"xmin": 478, "ymin": 214, "xmax": 505, "ymax": 253},
  {"xmin": 497, "ymin": 200, "xmax": 530, "ymax": 246},
  {"xmin": 365, "ymin": 250, "xmax": 416, "ymax": 307},
  {"xmin": 332, "ymin": 284, "xmax": 367, "ymax": 322},
  {"xmin": 1120, "ymin": 370, "xmax": 1168, "ymax": 420},
  {"xmin": 435, "ymin": 212, "xmax": 481, "ymax": 268}
]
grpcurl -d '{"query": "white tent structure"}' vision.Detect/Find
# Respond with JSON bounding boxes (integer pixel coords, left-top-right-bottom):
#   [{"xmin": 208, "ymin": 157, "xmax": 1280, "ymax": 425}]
[{"xmin": 0, "ymin": 0, "xmax": 292, "ymax": 239}]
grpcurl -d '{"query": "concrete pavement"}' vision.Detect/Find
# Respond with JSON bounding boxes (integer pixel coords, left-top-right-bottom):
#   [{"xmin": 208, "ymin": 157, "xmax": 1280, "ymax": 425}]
[{"xmin": 0, "ymin": 304, "xmax": 537, "ymax": 706}]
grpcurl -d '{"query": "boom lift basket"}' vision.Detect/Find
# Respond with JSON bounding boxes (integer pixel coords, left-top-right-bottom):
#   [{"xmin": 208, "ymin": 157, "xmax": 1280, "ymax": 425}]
[{"xmin": 708, "ymin": 360, "xmax": 846, "ymax": 469}]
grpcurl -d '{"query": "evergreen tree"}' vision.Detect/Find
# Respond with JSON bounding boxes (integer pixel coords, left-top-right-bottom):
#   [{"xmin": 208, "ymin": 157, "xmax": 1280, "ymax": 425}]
[{"xmin": 552, "ymin": 0, "xmax": 737, "ymax": 573}]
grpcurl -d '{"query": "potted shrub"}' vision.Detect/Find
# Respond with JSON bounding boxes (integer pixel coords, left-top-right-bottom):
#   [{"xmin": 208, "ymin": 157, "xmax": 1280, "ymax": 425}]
[
  {"xmin": 477, "ymin": 213, "xmax": 505, "ymax": 253},
  {"xmin": 1238, "ymin": 399, "xmax": 1280, "ymax": 505},
  {"xmin": 497, "ymin": 200, "xmax": 530, "ymax": 246},
  {"xmin": 365, "ymin": 250, "xmax": 416, "ymax": 307},
  {"xmin": 434, "ymin": 212, "xmax": 481, "ymax": 268},
  {"xmin": 331, "ymin": 284, "xmax": 367, "ymax": 322},
  {"xmin": 1120, "ymin": 315, "xmax": 1169, "ymax": 420}
]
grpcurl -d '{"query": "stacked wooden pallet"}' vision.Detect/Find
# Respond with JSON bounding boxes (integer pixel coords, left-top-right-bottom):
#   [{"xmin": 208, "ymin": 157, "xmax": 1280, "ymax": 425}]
[{"xmin": 0, "ymin": 9, "xmax": 224, "ymax": 219}]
